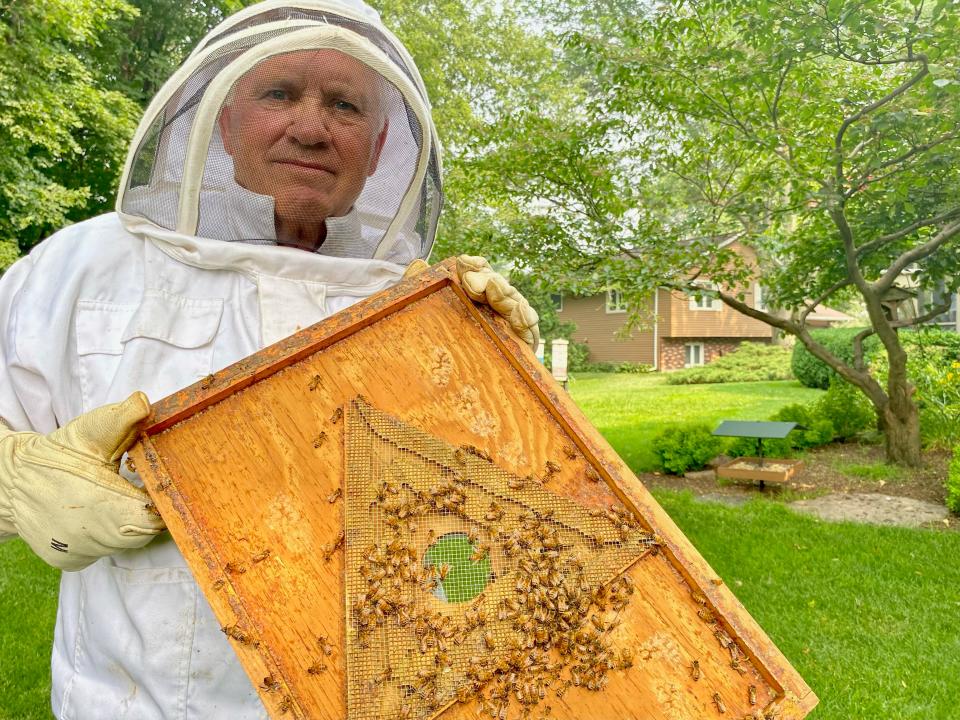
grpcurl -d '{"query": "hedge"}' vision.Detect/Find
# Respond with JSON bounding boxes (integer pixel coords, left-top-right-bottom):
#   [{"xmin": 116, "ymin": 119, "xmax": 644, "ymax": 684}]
[{"xmin": 791, "ymin": 327, "xmax": 881, "ymax": 389}]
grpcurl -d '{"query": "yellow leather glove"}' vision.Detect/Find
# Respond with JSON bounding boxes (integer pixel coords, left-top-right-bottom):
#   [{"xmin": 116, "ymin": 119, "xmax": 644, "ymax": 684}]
[
  {"xmin": 0, "ymin": 392, "xmax": 166, "ymax": 571},
  {"xmin": 404, "ymin": 256, "xmax": 541, "ymax": 350}
]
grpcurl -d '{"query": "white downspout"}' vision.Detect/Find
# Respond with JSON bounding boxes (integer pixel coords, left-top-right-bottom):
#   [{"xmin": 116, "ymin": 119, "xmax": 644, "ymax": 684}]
[{"xmin": 653, "ymin": 289, "xmax": 660, "ymax": 371}]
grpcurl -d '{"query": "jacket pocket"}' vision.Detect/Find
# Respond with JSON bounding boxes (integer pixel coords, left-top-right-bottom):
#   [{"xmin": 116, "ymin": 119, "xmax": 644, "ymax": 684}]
[{"xmin": 76, "ymin": 290, "xmax": 224, "ymax": 411}]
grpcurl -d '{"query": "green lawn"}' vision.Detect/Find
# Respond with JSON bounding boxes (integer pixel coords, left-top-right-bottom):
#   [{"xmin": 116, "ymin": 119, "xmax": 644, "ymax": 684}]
[
  {"xmin": 0, "ymin": 539, "xmax": 58, "ymax": 720},
  {"xmin": 569, "ymin": 372, "xmax": 823, "ymax": 473},
  {"xmin": 656, "ymin": 491, "xmax": 960, "ymax": 720},
  {"xmin": 4, "ymin": 498, "xmax": 959, "ymax": 719}
]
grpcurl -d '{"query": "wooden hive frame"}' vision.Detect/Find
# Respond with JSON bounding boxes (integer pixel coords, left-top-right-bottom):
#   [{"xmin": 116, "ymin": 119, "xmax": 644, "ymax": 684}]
[{"xmin": 128, "ymin": 258, "xmax": 817, "ymax": 720}]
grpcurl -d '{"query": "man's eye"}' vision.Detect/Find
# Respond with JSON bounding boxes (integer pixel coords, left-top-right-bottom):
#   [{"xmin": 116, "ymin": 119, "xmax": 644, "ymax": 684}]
[
  {"xmin": 263, "ymin": 88, "xmax": 290, "ymax": 101},
  {"xmin": 333, "ymin": 99, "xmax": 358, "ymax": 112}
]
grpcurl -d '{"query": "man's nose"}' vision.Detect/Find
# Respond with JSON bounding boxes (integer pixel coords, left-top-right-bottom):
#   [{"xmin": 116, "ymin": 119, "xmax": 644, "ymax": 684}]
[{"xmin": 285, "ymin": 99, "xmax": 333, "ymax": 146}]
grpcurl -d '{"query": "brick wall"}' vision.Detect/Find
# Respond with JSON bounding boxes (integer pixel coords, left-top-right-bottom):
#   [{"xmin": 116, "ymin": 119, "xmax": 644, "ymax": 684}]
[{"xmin": 659, "ymin": 338, "xmax": 769, "ymax": 371}]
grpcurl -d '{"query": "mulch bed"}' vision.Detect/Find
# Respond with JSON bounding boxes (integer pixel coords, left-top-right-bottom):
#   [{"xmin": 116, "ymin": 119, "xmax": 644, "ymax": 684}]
[{"xmin": 639, "ymin": 442, "xmax": 958, "ymax": 530}]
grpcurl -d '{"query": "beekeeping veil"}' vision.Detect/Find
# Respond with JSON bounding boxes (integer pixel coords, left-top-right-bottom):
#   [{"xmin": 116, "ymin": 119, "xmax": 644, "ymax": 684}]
[{"xmin": 116, "ymin": 0, "xmax": 442, "ymax": 264}]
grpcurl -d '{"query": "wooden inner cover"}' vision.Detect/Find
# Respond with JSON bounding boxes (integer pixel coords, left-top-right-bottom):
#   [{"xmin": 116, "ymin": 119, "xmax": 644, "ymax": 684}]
[{"xmin": 128, "ymin": 260, "xmax": 817, "ymax": 720}]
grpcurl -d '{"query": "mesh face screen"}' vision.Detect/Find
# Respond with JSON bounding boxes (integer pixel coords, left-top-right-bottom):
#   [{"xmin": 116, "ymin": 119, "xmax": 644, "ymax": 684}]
[
  {"xmin": 121, "ymin": 16, "xmax": 441, "ymax": 263},
  {"xmin": 344, "ymin": 398, "xmax": 657, "ymax": 720}
]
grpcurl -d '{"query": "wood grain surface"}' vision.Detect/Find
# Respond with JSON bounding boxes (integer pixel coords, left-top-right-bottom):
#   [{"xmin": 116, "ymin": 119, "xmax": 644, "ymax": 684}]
[{"xmin": 129, "ymin": 259, "xmax": 817, "ymax": 720}]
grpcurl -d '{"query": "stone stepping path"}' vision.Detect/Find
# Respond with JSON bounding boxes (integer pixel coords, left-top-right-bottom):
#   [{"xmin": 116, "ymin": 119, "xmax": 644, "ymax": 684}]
[{"xmin": 788, "ymin": 493, "xmax": 948, "ymax": 528}]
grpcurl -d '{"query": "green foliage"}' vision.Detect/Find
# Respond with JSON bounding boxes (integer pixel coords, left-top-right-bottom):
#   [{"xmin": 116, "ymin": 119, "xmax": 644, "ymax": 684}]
[
  {"xmin": 815, "ymin": 377, "xmax": 875, "ymax": 440},
  {"xmin": 614, "ymin": 361, "xmax": 653, "ymax": 374},
  {"xmin": 668, "ymin": 342, "xmax": 792, "ymax": 385},
  {"xmin": 948, "ymin": 447, "xmax": 960, "ymax": 514},
  {"xmin": 652, "ymin": 424, "xmax": 724, "ymax": 475},
  {"xmin": 0, "ymin": 0, "xmax": 141, "ymax": 266},
  {"xmin": 726, "ymin": 402, "xmax": 836, "ymax": 458},
  {"xmin": 791, "ymin": 328, "xmax": 881, "ymax": 390},
  {"xmin": 872, "ymin": 327, "xmax": 960, "ymax": 448},
  {"xmin": 476, "ymin": 0, "xmax": 960, "ymax": 463}
]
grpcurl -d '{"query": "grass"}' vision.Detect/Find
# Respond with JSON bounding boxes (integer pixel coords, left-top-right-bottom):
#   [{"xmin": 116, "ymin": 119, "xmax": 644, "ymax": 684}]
[
  {"xmin": 655, "ymin": 490, "xmax": 960, "ymax": 720},
  {"xmin": 4, "ymin": 498, "xmax": 959, "ymax": 719},
  {"xmin": 568, "ymin": 373, "xmax": 823, "ymax": 473},
  {"xmin": 833, "ymin": 460, "xmax": 906, "ymax": 483},
  {"xmin": 0, "ymin": 539, "xmax": 58, "ymax": 720}
]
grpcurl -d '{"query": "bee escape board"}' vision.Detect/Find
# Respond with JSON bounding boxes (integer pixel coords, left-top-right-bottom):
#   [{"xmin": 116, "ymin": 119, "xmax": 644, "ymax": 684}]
[{"xmin": 129, "ymin": 258, "xmax": 817, "ymax": 720}]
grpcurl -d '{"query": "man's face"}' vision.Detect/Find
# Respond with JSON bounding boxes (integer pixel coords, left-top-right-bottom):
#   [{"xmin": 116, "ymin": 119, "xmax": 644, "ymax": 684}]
[{"xmin": 219, "ymin": 49, "xmax": 388, "ymax": 233}]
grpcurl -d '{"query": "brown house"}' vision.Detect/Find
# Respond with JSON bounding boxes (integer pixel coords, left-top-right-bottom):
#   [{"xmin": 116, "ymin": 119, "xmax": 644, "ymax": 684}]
[{"xmin": 554, "ymin": 240, "xmax": 774, "ymax": 370}]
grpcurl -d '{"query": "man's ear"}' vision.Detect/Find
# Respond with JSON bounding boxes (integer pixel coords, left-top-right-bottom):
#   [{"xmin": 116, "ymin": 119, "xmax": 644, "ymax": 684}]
[
  {"xmin": 218, "ymin": 106, "xmax": 236, "ymax": 156},
  {"xmin": 367, "ymin": 119, "xmax": 389, "ymax": 176}
]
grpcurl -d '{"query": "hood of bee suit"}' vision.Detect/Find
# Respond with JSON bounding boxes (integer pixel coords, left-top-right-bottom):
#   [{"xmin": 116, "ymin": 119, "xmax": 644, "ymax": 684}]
[{"xmin": 116, "ymin": 0, "xmax": 442, "ymax": 267}]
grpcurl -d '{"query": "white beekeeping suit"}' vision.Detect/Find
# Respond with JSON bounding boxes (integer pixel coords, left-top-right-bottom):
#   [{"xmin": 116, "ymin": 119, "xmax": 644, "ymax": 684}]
[{"xmin": 0, "ymin": 2, "xmax": 449, "ymax": 717}]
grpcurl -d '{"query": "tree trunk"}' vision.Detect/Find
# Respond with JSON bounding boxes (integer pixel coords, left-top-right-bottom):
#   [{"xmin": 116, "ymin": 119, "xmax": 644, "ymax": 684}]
[{"xmin": 878, "ymin": 391, "xmax": 922, "ymax": 467}]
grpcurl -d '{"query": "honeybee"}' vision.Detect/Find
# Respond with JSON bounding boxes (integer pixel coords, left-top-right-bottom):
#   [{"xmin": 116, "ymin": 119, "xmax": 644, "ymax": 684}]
[
  {"xmin": 260, "ymin": 675, "xmax": 281, "ymax": 692},
  {"xmin": 307, "ymin": 375, "xmax": 322, "ymax": 391},
  {"xmin": 224, "ymin": 562, "xmax": 246, "ymax": 574},
  {"xmin": 306, "ymin": 661, "xmax": 327, "ymax": 675},
  {"xmin": 544, "ymin": 460, "xmax": 561, "ymax": 475},
  {"xmin": 317, "ymin": 634, "xmax": 334, "ymax": 656},
  {"xmin": 483, "ymin": 630, "xmax": 495, "ymax": 651},
  {"xmin": 691, "ymin": 659, "xmax": 701, "ymax": 681},
  {"xmin": 313, "ymin": 432, "xmax": 327, "ymax": 449},
  {"xmin": 748, "ymin": 684, "xmax": 757, "ymax": 705},
  {"xmin": 200, "ymin": 374, "xmax": 215, "ymax": 390},
  {"xmin": 278, "ymin": 695, "xmax": 293, "ymax": 714},
  {"xmin": 327, "ymin": 487, "xmax": 342, "ymax": 504},
  {"xmin": 251, "ymin": 549, "xmax": 271, "ymax": 564},
  {"xmin": 329, "ymin": 407, "xmax": 343, "ymax": 424},
  {"xmin": 437, "ymin": 563, "xmax": 451, "ymax": 581},
  {"xmin": 712, "ymin": 692, "xmax": 726, "ymax": 714}
]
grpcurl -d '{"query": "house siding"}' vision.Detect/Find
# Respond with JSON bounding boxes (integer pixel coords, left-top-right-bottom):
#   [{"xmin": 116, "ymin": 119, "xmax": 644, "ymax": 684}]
[{"xmin": 557, "ymin": 293, "xmax": 656, "ymax": 365}]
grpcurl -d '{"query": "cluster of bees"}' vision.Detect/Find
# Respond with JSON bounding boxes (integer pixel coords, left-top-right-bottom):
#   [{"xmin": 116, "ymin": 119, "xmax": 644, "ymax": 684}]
[
  {"xmin": 348, "ymin": 467, "xmax": 657, "ymax": 720},
  {"xmin": 458, "ymin": 514, "xmax": 640, "ymax": 719}
]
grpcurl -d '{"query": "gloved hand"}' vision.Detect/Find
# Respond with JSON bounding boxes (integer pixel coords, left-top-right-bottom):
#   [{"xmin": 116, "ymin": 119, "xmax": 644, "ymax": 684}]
[
  {"xmin": 404, "ymin": 256, "xmax": 541, "ymax": 350},
  {"xmin": 0, "ymin": 392, "xmax": 166, "ymax": 571}
]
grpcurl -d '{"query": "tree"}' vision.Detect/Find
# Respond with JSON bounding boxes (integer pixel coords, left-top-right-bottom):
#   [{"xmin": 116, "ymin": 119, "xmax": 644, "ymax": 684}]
[
  {"xmin": 477, "ymin": 0, "xmax": 960, "ymax": 465},
  {"xmin": 0, "ymin": 0, "xmax": 142, "ymax": 267}
]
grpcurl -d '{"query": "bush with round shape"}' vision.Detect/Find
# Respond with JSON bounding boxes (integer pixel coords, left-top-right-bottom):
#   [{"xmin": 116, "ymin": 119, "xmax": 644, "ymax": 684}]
[{"xmin": 652, "ymin": 424, "xmax": 724, "ymax": 475}]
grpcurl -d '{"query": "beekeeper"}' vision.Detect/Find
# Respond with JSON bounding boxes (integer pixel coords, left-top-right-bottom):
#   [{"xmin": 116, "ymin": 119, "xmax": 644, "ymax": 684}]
[{"xmin": 0, "ymin": 1, "xmax": 538, "ymax": 717}]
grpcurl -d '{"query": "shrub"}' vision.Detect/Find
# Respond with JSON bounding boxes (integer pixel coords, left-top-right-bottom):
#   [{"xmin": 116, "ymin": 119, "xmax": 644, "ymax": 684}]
[
  {"xmin": 948, "ymin": 447, "xmax": 960, "ymax": 515},
  {"xmin": 667, "ymin": 342, "xmax": 793, "ymax": 385},
  {"xmin": 725, "ymin": 404, "xmax": 835, "ymax": 459},
  {"xmin": 652, "ymin": 424, "xmax": 724, "ymax": 474},
  {"xmin": 791, "ymin": 327, "xmax": 881, "ymax": 389},
  {"xmin": 727, "ymin": 435, "xmax": 794, "ymax": 459},
  {"xmin": 815, "ymin": 377, "xmax": 875, "ymax": 440},
  {"xmin": 616, "ymin": 361, "xmax": 653, "ymax": 374}
]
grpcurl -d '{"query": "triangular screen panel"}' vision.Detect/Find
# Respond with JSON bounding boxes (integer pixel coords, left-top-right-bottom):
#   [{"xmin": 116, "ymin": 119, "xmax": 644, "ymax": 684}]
[{"xmin": 129, "ymin": 259, "xmax": 817, "ymax": 720}]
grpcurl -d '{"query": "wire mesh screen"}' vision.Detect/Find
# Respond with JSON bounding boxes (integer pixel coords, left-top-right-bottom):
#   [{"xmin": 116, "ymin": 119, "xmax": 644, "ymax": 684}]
[{"xmin": 344, "ymin": 398, "xmax": 659, "ymax": 720}]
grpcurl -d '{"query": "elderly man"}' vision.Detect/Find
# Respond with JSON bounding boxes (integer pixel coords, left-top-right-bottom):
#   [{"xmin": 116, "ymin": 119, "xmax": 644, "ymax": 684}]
[{"xmin": 0, "ymin": 2, "xmax": 537, "ymax": 718}]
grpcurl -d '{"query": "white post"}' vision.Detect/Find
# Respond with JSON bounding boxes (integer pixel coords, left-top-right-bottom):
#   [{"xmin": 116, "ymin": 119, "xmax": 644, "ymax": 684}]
[
  {"xmin": 551, "ymin": 338, "xmax": 569, "ymax": 386},
  {"xmin": 535, "ymin": 339, "xmax": 545, "ymax": 364}
]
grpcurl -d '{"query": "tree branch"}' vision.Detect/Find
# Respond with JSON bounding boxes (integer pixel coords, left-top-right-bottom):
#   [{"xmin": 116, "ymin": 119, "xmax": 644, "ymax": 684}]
[
  {"xmin": 877, "ymin": 218, "xmax": 960, "ymax": 291},
  {"xmin": 846, "ymin": 130, "xmax": 960, "ymax": 197},
  {"xmin": 856, "ymin": 206, "xmax": 960, "ymax": 257},
  {"xmin": 800, "ymin": 277, "xmax": 851, "ymax": 323},
  {"xmin": 834, "ymin": 57, "xmax": 929, "ymax": 187}
]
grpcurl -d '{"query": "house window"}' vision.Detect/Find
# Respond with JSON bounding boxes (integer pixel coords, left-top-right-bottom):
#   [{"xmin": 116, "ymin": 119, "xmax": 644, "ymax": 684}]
[
  {"xmin": 684, "ymin": 343, "xmax": 704, "ymax": 367},
  {"xmin": 754, "ymin": 282, "xmax": 766, "ymax": 312},
  {"xmin": 606, "ymin": 289, "xmax": 627, "ymax": 313},
  {"xmin": 550, "ymin": 293, "xmax": 563, "ymax": 312},
  {"xmin": 689, "ymin": 283, "xmax": 721, "ymax": 311}
]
